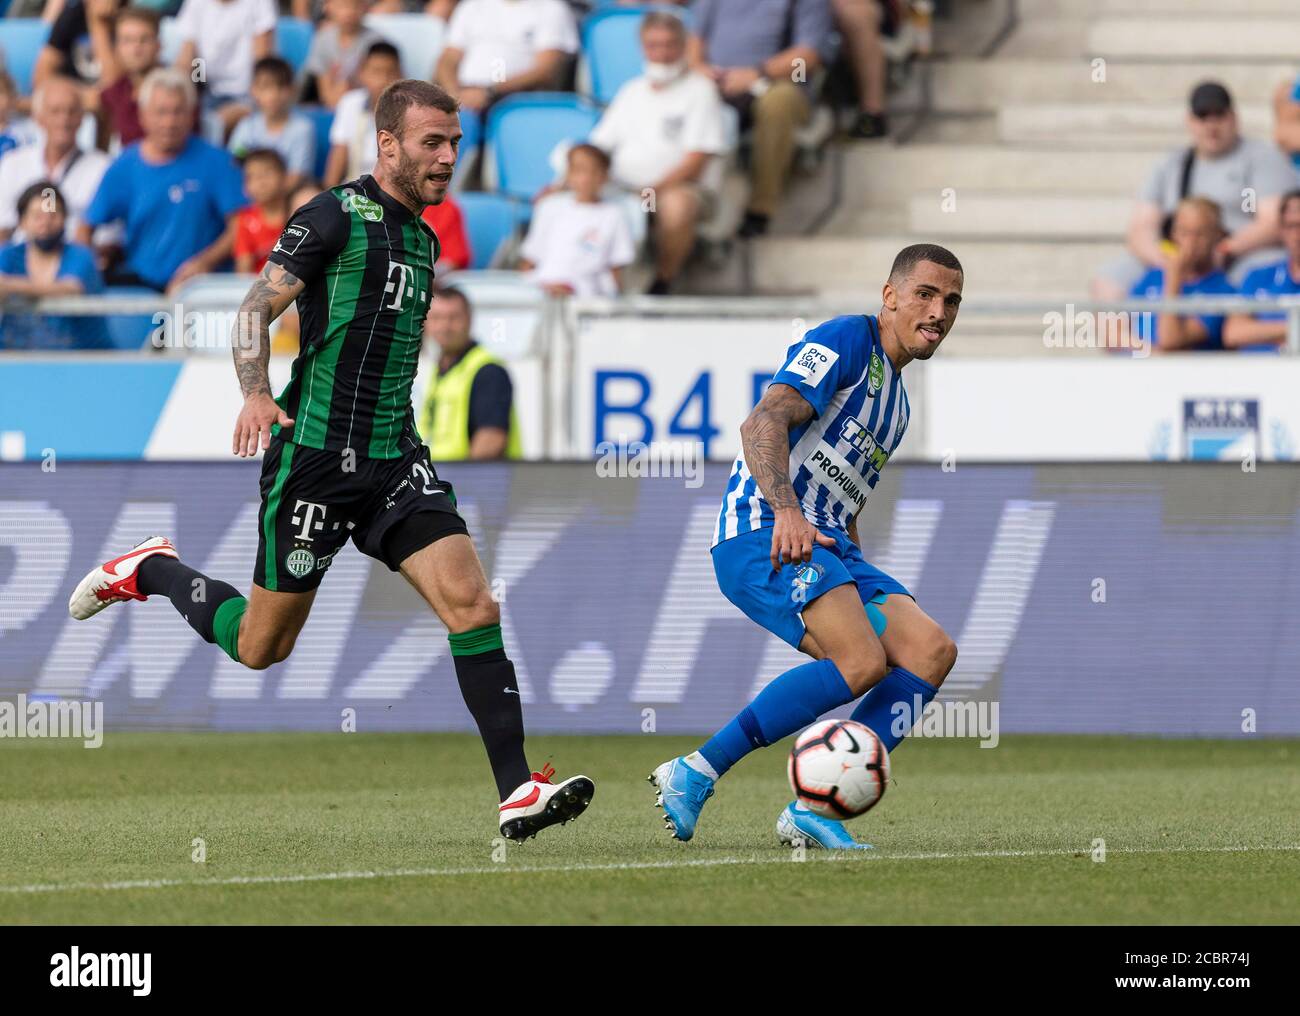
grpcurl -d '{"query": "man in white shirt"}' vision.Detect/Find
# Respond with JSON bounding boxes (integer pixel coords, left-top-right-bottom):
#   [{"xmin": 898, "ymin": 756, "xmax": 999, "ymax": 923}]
[
  {"xmin": 0, "ymin": 76, "xmax": 110, "ymax": 244},
  {"xmin": 589, "ymin": 10, "xmax": 730, "ymax": 294},
  {"xmin": 173, "ymin": 0, "xmax": 277, "ymax": 139},
  {"xmin": 434, "ymin": 0, "xmax": 578, "ymax": 152}
]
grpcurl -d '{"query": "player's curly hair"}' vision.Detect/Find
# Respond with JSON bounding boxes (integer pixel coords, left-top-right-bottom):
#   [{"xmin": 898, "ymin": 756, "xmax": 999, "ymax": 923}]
[
  {"xmin": 889, "ymin": 243, "xmax": 963, "ymax": 285},
  {"xmin": 375, "ymin": 79, "xmax": 460, "ymax": 140}
]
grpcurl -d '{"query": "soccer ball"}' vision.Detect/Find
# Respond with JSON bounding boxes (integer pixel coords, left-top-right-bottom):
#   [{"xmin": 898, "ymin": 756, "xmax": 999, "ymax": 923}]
[{"xmin": 788, "ymin": 719, "xmax": 890, "ymax": 819}]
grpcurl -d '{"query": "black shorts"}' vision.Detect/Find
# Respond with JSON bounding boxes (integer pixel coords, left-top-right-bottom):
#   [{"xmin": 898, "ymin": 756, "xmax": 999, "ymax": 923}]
[{"xmin": 254, "ymin": 436, "xmax": 468, "ymax": 592}]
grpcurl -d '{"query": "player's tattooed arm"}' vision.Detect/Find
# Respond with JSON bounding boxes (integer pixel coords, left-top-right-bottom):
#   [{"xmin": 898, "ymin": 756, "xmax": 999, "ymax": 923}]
[
  {"xmin": 740, "ymin": 383, "xmax": 814, "ymax": 512},
  {"xmin": 230, "ymin": 262, "xmax": 305, "ymax": 458},
  {"xmin": 232, "ymin": 262, "xmax": 305, "ymax": 398}
]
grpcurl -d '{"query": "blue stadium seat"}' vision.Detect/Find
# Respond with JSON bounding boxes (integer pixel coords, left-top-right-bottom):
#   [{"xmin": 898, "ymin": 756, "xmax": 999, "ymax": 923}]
[
  {"xmin": 0, "ymin": 20, "xmax": 51, "ymax": 95},
  {"xmin": 457, "ymin": 192, "xmax": 522, "ymax": 270},
  {"xmin": 300, "ymin": 105, "xmax": 334, "ymax": 180},
  {"xmin": 484, "ymin": 93, "xmax": 602, "ymax": 202},
  {"xmin": 581, "ymin": 8, "xmax": 647, "ymax": 105},
  {"xmin": 276, "ymin": 17, "xmax": 314, "ymax": 75},
  {"xmin": 103, "ymin": 289, "xmax": 161, "ymax": 351},
  {"xmin": 364, "ymin": 13, "xmax": 447, "ymax": 80}
]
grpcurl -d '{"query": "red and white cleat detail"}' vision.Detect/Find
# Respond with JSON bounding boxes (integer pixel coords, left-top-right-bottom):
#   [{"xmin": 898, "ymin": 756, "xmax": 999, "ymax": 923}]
[
  {"xmin": 498, "ymin": 763, "xmax": 596, "ymax": 841},
  {"xmin": 67, "ymin": 536, "xmax": 179, "ymax": 621}
]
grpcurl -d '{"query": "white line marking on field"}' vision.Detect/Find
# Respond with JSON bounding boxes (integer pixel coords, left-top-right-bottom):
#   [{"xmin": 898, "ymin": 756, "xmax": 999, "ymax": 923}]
[{"xmin": 1, "ymin": 844, "xmax": 1297, "ymax": 897}]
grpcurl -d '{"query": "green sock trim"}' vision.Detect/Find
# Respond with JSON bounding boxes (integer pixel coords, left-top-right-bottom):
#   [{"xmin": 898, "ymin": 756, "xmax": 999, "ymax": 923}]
[
  {"xmin": 448, "ymin": 623, "xmax": 504, "ymax": 656},
  {"xmin": 213, "ymin": 596, "xmax": 247, "ymax": 664}
]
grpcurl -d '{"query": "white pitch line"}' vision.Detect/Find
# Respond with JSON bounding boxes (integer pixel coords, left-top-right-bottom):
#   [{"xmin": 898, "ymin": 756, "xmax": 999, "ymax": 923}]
[{"xmin": 1, "ymin": 844, "xmax": 1297, "ymax": 897}]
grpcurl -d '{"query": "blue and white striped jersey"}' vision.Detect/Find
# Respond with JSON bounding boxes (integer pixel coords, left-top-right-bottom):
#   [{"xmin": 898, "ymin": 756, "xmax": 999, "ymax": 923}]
[{"xmin": 714, "ymin": 314, "xmax": 909, "ymax": 546}]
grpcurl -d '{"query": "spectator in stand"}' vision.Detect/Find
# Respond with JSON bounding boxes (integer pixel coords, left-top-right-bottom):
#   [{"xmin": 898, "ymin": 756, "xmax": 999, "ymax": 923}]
[
  {"xmin": 419, "ymin": 286, "xmax": 521, "ymax": 461},
  {"xmin": 172, "ymin": 0, "xmax": 276, "ymax": 140},
  {"xmin": 435, "ymin": 0, "xmax": 578, "ymax": 155},
  {"xmin": 1127, "ymin": 197, "xmax": 1236, "ymax": 353},
  {"xmin": 421, "ymin": 193, "xmax": 472, "ymax": 271},
  {"xmin": 688, "ymin": 0, "xmax": 833, "ymax": 238},
  {"xmin": 0, "ymin": 76, "xmax": 110, "ymax": 245},
  {"xmin": 589, "ymin": 10, "xmax": 728, "ymax": 295},
  {"xmin": 1093, "ymin": 82, "xmax": 1299, "ymax": 301},
  {"xmin": 93, "ymin": 6, "xmax": 201, "ymax": 148},
  {"xmin": 0, "ymin": 71, "xmax": 39, "ymax": 159},
  {"xmin": 80, "ymin": 68, "xmax": 246, "ymax": 292},
  {"xmin": 229, "ymin": 57, "xmax": 315, "ymax": 191},
  {"xmin": 518, "ymin": 143, "xmax": 635, "ymax": 296},
  {"xmin": 233, "ymin": 148, "xmax": 291, "ymax": 274},
  {"xmin": 33, "ymin": 0, "xmax": 122, "ymax": 103},
  {"xmin": 1272, "ymin": 73, "xmax": 1300, "ymax": 171},
  {"xmin": 832, "ymin": 0, "xmax": 889, "ymax": 139},
  {"xmin": 1224, "ymin": 189, "xmax": 1300, "ymax": 353},
  {"xmin": 301, "ymin": 0, "xmax": 384, "ymax": 108},
  {"xmin": 323, "ymin": 41, "xmax": 402, "ymax": 186},
  {"xmin": 0, "ymin": 181, "xmax": 108, "ymax": 350}
]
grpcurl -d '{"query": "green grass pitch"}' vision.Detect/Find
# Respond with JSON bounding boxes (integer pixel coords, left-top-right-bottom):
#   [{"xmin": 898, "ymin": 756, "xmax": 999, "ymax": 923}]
[{"xmin": 0, "ymin": 732, "xmax": 1296, "ymax": 924}]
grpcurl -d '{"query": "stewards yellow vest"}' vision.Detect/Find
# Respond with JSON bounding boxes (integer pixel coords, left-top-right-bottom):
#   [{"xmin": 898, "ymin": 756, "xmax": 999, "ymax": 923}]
[{"xmin": 421, "ymin": 344, "xmax": 522, "ymax": 460}]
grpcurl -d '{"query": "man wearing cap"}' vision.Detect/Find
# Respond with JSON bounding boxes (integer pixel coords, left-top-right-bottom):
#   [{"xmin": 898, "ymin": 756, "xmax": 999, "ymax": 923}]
[{"xmin": 1092, "ymin": 81, "xmax": 1299, "ymax": 300}]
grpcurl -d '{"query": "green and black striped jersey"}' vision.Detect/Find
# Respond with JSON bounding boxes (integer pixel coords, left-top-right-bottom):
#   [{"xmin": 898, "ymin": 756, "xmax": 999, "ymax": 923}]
[{"xmin": 265, "ymin": 175, "xmax": 440, "ymax": 460}]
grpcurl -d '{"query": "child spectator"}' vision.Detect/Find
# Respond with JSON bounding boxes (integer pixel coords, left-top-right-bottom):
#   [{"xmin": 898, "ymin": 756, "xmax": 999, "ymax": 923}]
[
  {"xmin": 0, "ymin": 181, "xmax": 107, "ymax": 350},
  {"xmin": 0, "ymin": 71, "xmax": 38, "ymax": 159},
  {"xmin": 229, "ymin": 57, "xmax": 316, "ymax": 191},
  {"xmin": 323, "ymin": 41, "xmax": 402, "ymax": 186},
  {"xmin": 173, "ymin": 0, "xmax": 277, "ymax": 141},
  {"xmin": 233, "ymin": 148, "xmax": 292, "ymax": 274},
  {"xmin": 421, "ymin": 194, "xmax": 472, "ymax": 271},
  {"xmin": 302, "ymin": 0, "xmax": 385, "ymax": 108},
  {"xmin": 517, "ymin": 143, "xmax": 635, "ymax": 297}
]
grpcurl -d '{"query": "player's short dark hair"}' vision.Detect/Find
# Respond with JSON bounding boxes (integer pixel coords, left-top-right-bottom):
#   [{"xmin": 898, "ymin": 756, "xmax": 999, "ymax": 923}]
[
  {"xmin": 888, "ymin": 243, "xmax": 963, "ymax": 286},
  {"xmin": 363, "ymin": 41, "xmax": 402, "ymax": 67},
  {"xmin": 1280, "ymin": 189, "xmax": 1300, "ymax": 220},
  {"xmin": 252, "ymin": 56, "xmax": 294, "ymax": 88},
  {"xmin": 16, "ymin": 180, "xmax": 66, "ymax": 219},
  {"xmin": 435, "ymin": 286, "xmax": 472, "ymax": 316},
  {"xmin": 375, "ymin": 79, "xmax": 458, "ymax": 139},
  {"xmin": 115, "ymin": 6, "xmax": 161, "ymax": 34},
  {"xmin": 241, "ymin": 147, "xmax": 287, "ymax": 174},
  {"xmin": 568, "ymin": 143, "xmax": 611, "ymax": 172}
]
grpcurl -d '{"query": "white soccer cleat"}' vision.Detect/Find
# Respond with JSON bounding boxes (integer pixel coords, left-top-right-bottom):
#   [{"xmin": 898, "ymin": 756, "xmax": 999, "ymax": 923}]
[
  {"xmin": 67, "ymin": 536, "xmax": 179, "ymax": 621},
  {"xmin": 498, "ymin": 763, "xmax": 595, "ymax": 841}
]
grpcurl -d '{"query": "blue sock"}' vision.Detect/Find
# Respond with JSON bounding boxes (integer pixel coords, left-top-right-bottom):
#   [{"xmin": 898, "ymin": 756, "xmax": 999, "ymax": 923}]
[
  {"xmin": 698, "ymin": 659, "xmax": 854, "ymax": 779},
  {"xmin": 850, "ymin": 666, "xmax": 936, "ymax": 753}
]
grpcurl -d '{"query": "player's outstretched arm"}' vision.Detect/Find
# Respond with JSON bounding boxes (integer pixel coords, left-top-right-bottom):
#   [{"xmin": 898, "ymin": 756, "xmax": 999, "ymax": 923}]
[
  {"xmin": 740, "ymin": 383, "xmax": 837, "ymax": 570},
  {"xmin": 230, "ymin": 262, "xmax": 305, "ymax": 458}
]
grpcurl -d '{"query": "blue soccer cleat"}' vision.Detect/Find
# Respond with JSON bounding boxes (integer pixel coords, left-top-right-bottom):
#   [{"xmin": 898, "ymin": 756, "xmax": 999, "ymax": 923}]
[
  {"xmin": 648, "ymin": 757, "xmax": 715, "ymax": 841},
  {"xmin": 776, "ymin": 801, "xmax": 874, "ymax": 850}
]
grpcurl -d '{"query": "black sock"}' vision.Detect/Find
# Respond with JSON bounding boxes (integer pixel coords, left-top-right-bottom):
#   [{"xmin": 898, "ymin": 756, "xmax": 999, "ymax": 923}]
[
  {"xmin": 137, "ymin": 554, "xmax": 243, "ymax": 644},
  {"xmin": 451, "ymin": 640, "xmax": 531, "ymax": 800}
]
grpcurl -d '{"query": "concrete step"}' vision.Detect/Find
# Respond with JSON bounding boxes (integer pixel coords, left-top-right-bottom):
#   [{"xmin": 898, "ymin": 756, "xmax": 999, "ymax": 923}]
[
  {"xmin": 750, "ymin": 236, "xmax": 1117, "ymax": 299},
  {"xmin": 837, "ymin": 145, "xmax": 1151, "ymax": 203},
  {"xmin": 929, "ymin": 60, "xmax": 1293, "ymax": 114},
  {"xmin": 997, "ymin": 103, "xmax": 1273, "ymax": 146},
  {"xmin": 907, "ymin": 193, "xmax": 1129, "ymax": 239},
  {"xmin": 1088, "ymin": 18, "xmax": 1300, "ymax": 60},
  {"xmin": 996, "ymin": 20, "xmax": 1089, "ymax": 59}
]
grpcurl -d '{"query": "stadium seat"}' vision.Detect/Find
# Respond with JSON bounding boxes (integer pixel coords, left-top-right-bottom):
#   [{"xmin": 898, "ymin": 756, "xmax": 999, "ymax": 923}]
[
  {"xmin": 578, "ymin": 6, "xmax": 693, "ymax": 104},
  {"xmin": 300, "ymin": 105, "xmax": 335, "ymax": 181},
  {"xmin": 276, "ymin": 17, "xmax": 314, "ymax": 75},
  {"xmin": 364, "ymin": 13, "xmax": 447, "ymax": 80},
  {"xmin": 457, "ymin": 192, "xmax": 523, "ymax": 270},
  {"xmin": 158, "ymin": 16, "xmax": 181, "ymax": 65},
  {"xmin": 0, "ymin": 19, "xmax": 51, "ymax": 95},
  {"xmin": 103, "ymin": 289, "xmax": 162, "ymax": 351},
  {"xmin": 483, "ymin": 93, "xmax": 602, "ymax": 202}
]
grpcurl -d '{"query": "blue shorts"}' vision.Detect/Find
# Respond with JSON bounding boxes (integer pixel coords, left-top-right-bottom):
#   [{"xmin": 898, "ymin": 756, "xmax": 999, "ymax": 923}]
[{"xmin": 711, "ymin": 525, "xmax": 912, "ymax": 649}]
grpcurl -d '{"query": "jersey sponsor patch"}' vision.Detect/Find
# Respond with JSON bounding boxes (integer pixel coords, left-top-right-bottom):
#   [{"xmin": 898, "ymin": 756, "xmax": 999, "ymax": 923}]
[
  {"xmin": 784, "ymin": 343, "xmax": 839, "ymax": 387},
  {"xmin": 803, "ymin": 442, "xmax": 868, "ymax": 516},
  {"xmin": 273, "ymin": 224, "xmax": 310, "ymax": 256}
]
